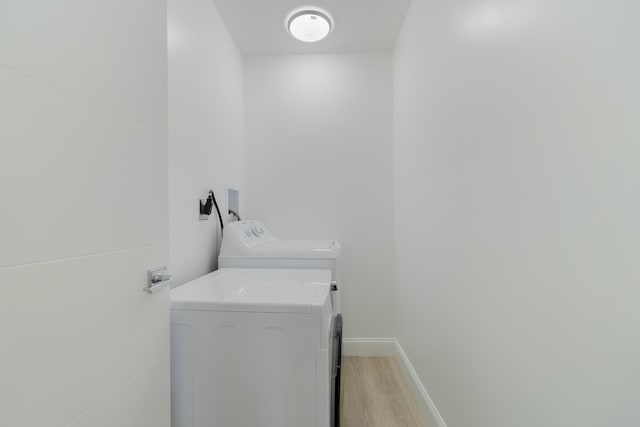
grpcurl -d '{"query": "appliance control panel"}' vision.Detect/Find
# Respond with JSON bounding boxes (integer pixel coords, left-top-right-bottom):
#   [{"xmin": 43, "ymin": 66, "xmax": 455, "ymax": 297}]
[{"xmin": 229, "ymin": 220, "xmax": 275, "ymax": 248}]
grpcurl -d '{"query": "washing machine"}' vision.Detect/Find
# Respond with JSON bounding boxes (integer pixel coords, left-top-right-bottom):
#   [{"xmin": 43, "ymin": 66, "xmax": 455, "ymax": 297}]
[
  {"xmin": 170, "ymin": 268, "xmax": 336, "ymax": 427},
  {"xmin": 218, "ymin": 220, "xmax": 343, "ymax": 426},
  {"xmin": 218, "ymin": 220, "xmax": 342, "ymax": 314}
]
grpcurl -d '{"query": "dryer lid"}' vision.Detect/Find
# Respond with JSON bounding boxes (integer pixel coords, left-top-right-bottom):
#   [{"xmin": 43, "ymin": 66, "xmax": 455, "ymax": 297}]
[{"xmin": 170, "ymin": 268, "xmax": 331, "ymax": 313}]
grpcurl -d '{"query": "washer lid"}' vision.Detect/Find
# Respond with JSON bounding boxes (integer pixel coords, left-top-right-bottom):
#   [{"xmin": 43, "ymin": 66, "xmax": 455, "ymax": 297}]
[{"xmin": 170, "ymin": 268, "xmax": 331, "ymax": 313}]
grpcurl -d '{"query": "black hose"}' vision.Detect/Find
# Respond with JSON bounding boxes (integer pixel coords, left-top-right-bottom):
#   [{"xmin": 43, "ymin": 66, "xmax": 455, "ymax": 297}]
[{"xmin": 209, "ymin": 189, "xmax": 224, "ymax": 237}]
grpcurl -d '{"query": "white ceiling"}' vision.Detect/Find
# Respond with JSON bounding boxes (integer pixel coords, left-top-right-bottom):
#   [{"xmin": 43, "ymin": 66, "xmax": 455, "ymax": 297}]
[{"xmin": 214, "ymin": 0, "xmax": 411, "ymax": 55}]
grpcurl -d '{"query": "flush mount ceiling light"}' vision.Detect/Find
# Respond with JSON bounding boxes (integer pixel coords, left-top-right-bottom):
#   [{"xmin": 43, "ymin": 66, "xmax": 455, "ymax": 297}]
[{"xmin": 287, "ymin": 9, "xmax": 333, "ymax": 43}]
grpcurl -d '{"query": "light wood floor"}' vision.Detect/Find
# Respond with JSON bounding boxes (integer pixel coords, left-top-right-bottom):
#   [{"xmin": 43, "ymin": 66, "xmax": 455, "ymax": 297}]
[{"xmin": 340, "ymin": 357, "xmax": 429, "ymax": 427}]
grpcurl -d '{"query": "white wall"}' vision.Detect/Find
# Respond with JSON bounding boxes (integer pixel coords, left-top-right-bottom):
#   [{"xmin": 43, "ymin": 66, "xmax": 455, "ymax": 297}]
[
  {"xmin": 168, "ymin": 0, "xmax": 244, "ymax": 285},
  {"xmin": 0, "ymin": 1, "xmax": 169, "ymax": 426},
  {"xmin": 244, "ymin": 54, "xmax": 395, "ymax": 338},
  {"xmin": 394, "ymin": 1, "xmax": 640, "ymax": 426}
]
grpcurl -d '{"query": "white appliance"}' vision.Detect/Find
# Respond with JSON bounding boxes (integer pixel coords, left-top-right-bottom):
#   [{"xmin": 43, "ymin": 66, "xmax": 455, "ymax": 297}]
[
  {"xmin": 170, "ymin": 268, "xmax": 336, "ymax": 427},
  {"xmin": 218, "ymin": 220, "xmax": 342, "ymax": 314},
  {"xmin": 218, "ymin": 220, "xmax": 343, "ymax": 426}
]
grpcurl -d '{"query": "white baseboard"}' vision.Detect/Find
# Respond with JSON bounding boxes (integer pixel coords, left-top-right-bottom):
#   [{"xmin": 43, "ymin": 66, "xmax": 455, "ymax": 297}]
[
  {"xmin": 342, "ymin": 338, "xmax": 397, "ymax": 357},
  {"xmin": 342, "ymin": 337, "xmax": 447, "ymax": 427},
  {"xmin": 393, "ymin": 340, "xmax": 447, "ymax": 427}
]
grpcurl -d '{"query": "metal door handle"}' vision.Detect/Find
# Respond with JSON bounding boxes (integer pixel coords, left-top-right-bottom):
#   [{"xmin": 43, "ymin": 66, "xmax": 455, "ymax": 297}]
[{"xmin": 144, "ymin": 267, "xmax": 172, "ymax": 294}]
